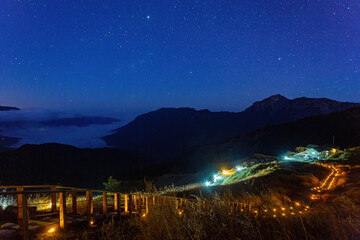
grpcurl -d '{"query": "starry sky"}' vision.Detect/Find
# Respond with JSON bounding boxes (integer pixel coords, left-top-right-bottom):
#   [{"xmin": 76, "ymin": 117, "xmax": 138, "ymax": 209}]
[{"xmin": 1, "ymin": 0, "xmax": 359, "ymax": 113}]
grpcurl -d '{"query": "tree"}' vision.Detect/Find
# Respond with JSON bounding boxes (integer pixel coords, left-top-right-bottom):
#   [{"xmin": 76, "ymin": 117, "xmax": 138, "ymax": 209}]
[
  {"xmin": 295, "ymin": 146, "xmax": 305, "ymax": 153},
  {"xmin": 103, "ymin": 176, "xmax": 121, "ymax": 192}
]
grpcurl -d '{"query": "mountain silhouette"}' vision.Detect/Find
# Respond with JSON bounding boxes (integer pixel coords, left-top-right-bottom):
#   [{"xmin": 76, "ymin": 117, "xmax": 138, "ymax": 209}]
[
  {"xmin": 104, "ymin": 95, "xmax": 360, "ymax": 160},
  {"xmin": 181, "ymin": 106, "xmax": 360, "ymax": 165}
]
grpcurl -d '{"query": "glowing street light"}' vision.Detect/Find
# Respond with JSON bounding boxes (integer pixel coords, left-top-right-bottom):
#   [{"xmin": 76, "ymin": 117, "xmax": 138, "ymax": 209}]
[
  {"xmin": 222, "ymin": 170, "xmax": 230, "ymax": 175},
  {"xmin": 213, "ymin": 175, "xmax": 222, "ymax": 182},
  {"xmin": 236, "ymin": 166, "xmax": 243, "ymax": 171}
]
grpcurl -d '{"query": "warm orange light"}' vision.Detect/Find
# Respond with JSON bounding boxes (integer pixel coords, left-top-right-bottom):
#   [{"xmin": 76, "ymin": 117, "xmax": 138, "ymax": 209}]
[
  {"xmin": 295, "ymin": 202, "xmax": 300, "ymax": 206},
  {"xmin": 281, "ymin": 207, "xmax": 285, "ymax": 211},
  {"xmin": 281, "ymin": 213, "xmax": 286, "ymax": 216},
  {"xmin": 320, "ymin": 171, "xmax": 333, "ymax": 189},
  {"xmin": 48, "ymin": 228, "xmax": 55, "ymax": 233},
  {"xmin": 273, "ymin": 208, "xmax": 276, "ymax": 212},
  {"xmin": 221, "ymin": 169, "xmax": 236, "ymax": 176},
  {"xmin": 327, "ymin": 176, "xmax": 336, "ymax": 190},
  {"xmin": 142, "ymin": 213, "xmax": 146, "ymax": 217}
]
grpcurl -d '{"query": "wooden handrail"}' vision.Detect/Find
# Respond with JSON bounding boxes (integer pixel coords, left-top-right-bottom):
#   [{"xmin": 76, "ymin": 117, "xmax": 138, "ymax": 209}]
[
  {"xmin": 0, "ymin": 185, "xmax": 54, "ymax": 189},
  {"xmin": 0, "ymin": 184, "xmax": 254, "ymax": 240},
  {"xmin": 0, "ymin": 185, "xmax": 120, "ymax": 194}
]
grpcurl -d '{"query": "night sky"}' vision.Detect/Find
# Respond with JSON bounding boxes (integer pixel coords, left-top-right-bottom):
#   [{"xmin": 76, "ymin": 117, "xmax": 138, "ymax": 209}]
[{"xmin": 1, "ymin": 0, "xmax": 359, "ymax": 113}]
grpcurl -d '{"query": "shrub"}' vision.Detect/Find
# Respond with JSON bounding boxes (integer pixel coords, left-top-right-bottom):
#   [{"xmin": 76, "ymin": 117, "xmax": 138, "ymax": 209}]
[{"xmin": 103, "ymin": 176, "xmax": 121, "ymax": 192}]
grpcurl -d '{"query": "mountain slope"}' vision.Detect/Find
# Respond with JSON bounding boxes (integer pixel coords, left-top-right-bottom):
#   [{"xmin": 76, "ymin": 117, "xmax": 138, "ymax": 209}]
[
  {"xmin": 104, "ymin": 95, "xmax": 360, "ymax": 160},
  {"xmin": 0, "ymin": 143, "xmax": 151, "ymax": 188},
  {"xmin": 182, "ymin": 107, "xmax": 360, "ymax": 164}
]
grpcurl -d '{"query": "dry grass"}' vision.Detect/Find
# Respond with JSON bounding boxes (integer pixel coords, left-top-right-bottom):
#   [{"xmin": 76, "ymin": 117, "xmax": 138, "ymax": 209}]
[
  {"xmin": 32, "ymin": 179, "xmax": 360, "ymax": 240},
  {"xmin": 89, "ymin": 188, "xmax": 360, "ymax": 240},
  {"xmin": 93, "ymin": 164, "xmax": 360, "ymax": 240}
]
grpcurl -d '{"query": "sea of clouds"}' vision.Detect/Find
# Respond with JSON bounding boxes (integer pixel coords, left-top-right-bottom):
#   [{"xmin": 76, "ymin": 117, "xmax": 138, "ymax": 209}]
[{"xmin": 0, "ymin": 109, "xmax": 131, "ymax": 148}]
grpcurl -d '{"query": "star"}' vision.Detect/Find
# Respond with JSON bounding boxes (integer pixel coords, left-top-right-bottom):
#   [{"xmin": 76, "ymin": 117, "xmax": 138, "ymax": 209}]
[{"xmin": 146, "ymin": 16, "xmax": 150, "ymax": 19}]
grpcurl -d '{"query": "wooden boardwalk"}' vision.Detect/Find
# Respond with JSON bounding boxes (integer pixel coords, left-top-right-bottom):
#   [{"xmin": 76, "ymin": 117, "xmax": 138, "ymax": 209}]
[
  {"xmin": 0, "ymin": 185, "xmax": 254, "ymax": 240},
  {"xmin": 0, "ymin": 185, "xmax": 141, "ymax": 239}
]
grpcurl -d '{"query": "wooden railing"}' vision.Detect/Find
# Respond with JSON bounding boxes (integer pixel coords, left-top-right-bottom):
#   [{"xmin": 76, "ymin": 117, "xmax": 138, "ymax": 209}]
[
  {"xmin": 0, "ymin": 185, "xmax": 127, "ymax": 240},
  {"xmin": 0, "ymin": 185, "xmax": 253, "ymax": 240}
]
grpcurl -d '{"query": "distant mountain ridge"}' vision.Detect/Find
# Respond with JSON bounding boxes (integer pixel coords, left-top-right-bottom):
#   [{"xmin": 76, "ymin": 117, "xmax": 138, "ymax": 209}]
[
  {"xmin": 104, "ymin": 95, "xmax": 360, "ymax": 160},
  {"xmin": 0, "ymin": 106, "xmax": 19, "ymax": 111},
  {"xmin": 182, "ymin": 106, "xmax": 360, "ymax": 165}
]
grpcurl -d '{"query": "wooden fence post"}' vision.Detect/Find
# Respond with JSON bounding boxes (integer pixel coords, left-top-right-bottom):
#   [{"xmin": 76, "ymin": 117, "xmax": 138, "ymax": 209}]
[
  {"xmin": 145, "ymin": 196, "xmax": 149, "ymax": 214},
  {"xmin": 133, "ymin": 195, "xmax": 137, "ymax": 211},
  {"xmin": 103, "ymin": 192, "xmax": 108, "ymax": 216},
  {"xmin": 85, "ymin": 191, "xmax": 92, "ymax": 221},
  {"xmin": 124, "ymin": 194, "xmax": 129, "ymax": 213},
  {"xmin": 72, "ymin": 192, "xmax": 77, "ymax": 214},
  {"xmin": 152, "ymin": 196, "xmax": 156, "ymax": 205},
  {"xmin": 90, "ymin": 191, "xmax": 93, "ymax": 215},
  {"xmin": 114, "ymin": 193, "xmax": 118, "ymax": 211},
  {"xmin": 16, "ymin": 188, "xmax": 29, "ymax": 240},
  {"xmin": 59, "ymin": 192, "xmax": 67, "ymax": 231},
  {"xmin": 114, "ymin": 193, "xmax": 120, "ymax": 215},
  {"xmin": 175, "ymin": 199, "xmax": 179, "ymax": 209},
  {"xmin": 51, "ymin": 186, "xmax": 57, "ymax": 212},
  {"xmin": 129, "ymin": 194, "xmax": 133, "ymax": 214}
]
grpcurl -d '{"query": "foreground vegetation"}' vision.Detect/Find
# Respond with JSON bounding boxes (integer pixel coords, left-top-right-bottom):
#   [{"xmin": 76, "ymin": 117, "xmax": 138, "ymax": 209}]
[{"xmin": 35, "ymin": 189, "xmax": 360, "ymax": 240}]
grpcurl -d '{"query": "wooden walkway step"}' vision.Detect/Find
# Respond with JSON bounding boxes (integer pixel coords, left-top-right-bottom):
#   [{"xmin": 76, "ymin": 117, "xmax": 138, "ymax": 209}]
[{"xmin": 0, "ymin": 229, "xmax": 17, "ymax": 240}]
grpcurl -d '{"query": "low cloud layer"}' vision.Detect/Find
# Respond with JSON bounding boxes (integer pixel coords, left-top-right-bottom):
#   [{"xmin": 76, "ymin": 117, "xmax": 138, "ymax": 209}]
[{"xmin": 0, "ymin": 109, "xmax": 126, "ymax": 148}]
